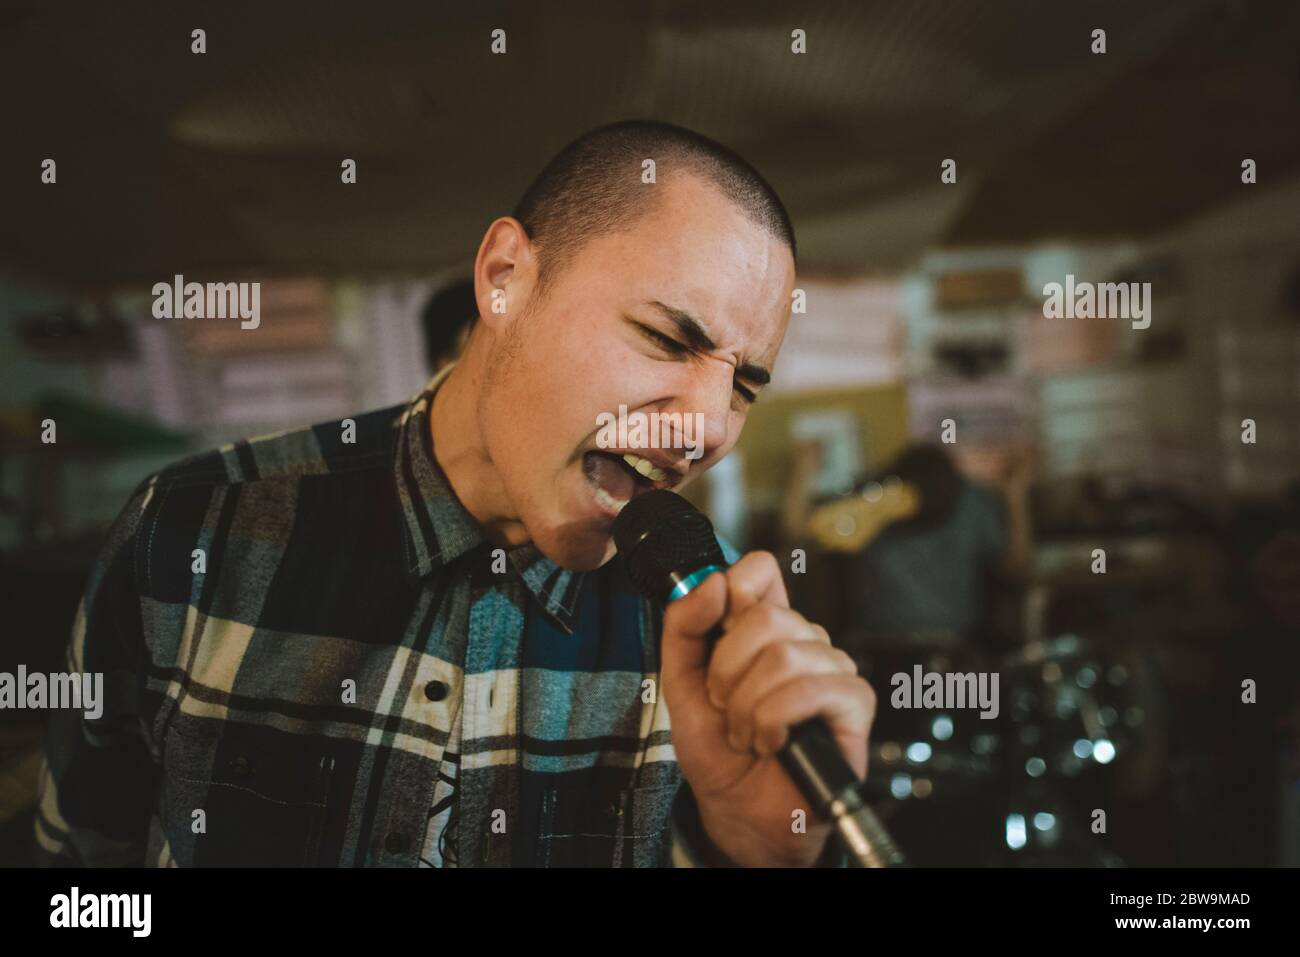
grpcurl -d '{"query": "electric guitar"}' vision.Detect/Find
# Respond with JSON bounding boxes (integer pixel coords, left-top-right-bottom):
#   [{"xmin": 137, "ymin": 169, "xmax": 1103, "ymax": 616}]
[{"xmin": 807, "ymin": 479, "xmax": 921, "ymax": 553}]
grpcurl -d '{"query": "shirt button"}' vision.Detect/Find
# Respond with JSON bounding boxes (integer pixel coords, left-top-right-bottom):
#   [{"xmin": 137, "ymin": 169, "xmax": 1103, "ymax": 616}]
[
  {"xmin": 424, "ymin": 680, "xmax": 450, "ymax": 702},
  {"xmin": 384, "ymin": 831, "xmax": 411, "ymax": 854},
  {"xmin": 229, "ymin": 756, "xmax": 253, "ymax": 778},
  {"xmin": 605, "ymin": 799, "xmax": 623, "ymax": 818}
]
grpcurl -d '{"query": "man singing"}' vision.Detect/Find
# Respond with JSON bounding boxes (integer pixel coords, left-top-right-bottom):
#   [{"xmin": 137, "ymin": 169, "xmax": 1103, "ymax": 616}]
[{"xmin": 35, "ymin": 120, "xmax": 877, "ymax": 867}]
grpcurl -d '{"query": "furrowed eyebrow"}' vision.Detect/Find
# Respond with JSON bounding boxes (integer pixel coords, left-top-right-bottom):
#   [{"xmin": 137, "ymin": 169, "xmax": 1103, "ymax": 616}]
[
  {"xmin": 646, "ymin": 300, "xmax": 716, "ymax": 352},
  {"xmin": 644, "ymin": 299, "xmax": 772, "ymax": 386}
]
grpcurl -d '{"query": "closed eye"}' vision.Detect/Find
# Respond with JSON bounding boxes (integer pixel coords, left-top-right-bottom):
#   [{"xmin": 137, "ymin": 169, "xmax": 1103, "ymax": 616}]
[
  {"xmin": 640, "ymin": 325, "xmax": 688, "ymax": 356},
  {"xmin": 638, "ymin": 324, "xmax": 758, "ymax": 404}
]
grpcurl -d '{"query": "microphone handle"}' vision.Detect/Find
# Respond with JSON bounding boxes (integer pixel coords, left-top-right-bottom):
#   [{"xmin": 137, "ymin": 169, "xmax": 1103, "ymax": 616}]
[
  {"xmin": 780, "ymin": 717, "xmax": 906, "ymax": 868},
  {"xmin": 703, "ymin": 623, "xmax": 906, "ymax": 868}
]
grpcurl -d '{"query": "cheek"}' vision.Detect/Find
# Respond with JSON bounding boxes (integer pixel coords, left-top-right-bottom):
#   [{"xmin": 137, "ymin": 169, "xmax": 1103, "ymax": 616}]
[
  {"xmin": 536, "ymin": 318, "xmax": 642, "ymax": 426},
  {"xmin": 560, "ymin": 316, "xmax": 639, "ymax": 382},
  {"xmin": 487, "ymin": 318, "xmax": 614, "ymax": 475}
]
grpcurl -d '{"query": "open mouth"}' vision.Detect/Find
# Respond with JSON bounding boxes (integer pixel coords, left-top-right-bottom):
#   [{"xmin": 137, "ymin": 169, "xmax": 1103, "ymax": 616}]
[{"xmin": 581, "ymin": 450, "xmax": 674, "ymax": 515}]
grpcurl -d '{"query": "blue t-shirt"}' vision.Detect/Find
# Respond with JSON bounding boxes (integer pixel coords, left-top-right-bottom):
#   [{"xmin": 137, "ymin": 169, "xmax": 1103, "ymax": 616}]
[{"xmin": 850, "ymin": 482, "xmax": 1008, "ymax": 640}]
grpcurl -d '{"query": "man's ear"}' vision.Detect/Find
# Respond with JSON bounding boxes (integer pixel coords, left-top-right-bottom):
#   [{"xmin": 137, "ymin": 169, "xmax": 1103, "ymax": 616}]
[{"xmin": 473, "ymin": 217, "xmax": 536, "ymax": 331}]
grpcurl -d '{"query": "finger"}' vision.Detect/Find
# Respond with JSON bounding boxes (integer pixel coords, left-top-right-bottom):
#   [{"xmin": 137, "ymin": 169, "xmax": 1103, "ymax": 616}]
[
  {"xmin": 659, "ymin": 569, "xmax": 727, "ymax": 698},
  {"xmin": 749, "ymin": 674, "xmax": 877, "ymax": 776},
  {"xmin": 721, "ymin": 551, "xmax": 789, "ymax": 629},
  {"xmin": 723, "ymin": 641, "xmax": 857, "ymax": 753},
  {"xmin": 706, "ymin": 601, "xmax": 829, "ymax": 708}
]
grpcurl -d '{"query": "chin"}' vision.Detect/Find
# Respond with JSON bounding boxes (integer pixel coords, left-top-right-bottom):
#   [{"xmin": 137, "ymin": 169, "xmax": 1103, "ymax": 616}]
[{"xmin": 528, "ymin": 519, "xmax": 618, "ymax": 573}]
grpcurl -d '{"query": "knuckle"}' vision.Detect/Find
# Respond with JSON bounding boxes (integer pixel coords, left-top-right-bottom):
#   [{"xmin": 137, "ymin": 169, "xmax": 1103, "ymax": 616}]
[
  {"xmin": 859, "ymin": 677, "xmax": 878, "ymax": 709},
  {"xmin": 751, "ymin": 600, "xmax": 783, "ymax": 633},
  {"xmin": 765, "ymin": 639, "xmax": 804, "ymax": 674}
]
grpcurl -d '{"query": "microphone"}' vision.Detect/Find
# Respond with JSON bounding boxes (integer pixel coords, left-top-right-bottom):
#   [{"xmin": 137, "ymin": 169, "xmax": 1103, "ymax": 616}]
[{"xmin": 614, "ymin": 489, "xmax": 905, "ymax": 868}]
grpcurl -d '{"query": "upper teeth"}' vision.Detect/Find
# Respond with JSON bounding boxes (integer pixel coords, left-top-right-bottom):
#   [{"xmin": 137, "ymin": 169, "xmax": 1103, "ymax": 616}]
[{"xmin": 623, "ymin": 453, "xmax": 667, "ymax": 482}]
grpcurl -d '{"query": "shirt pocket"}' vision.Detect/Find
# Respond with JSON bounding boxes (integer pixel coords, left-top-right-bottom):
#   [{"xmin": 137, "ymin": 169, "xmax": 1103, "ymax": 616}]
[
  {"xmin": 534, "ymin": 780, "xmax": 678, "ymax": 867},
  {"xmin": 161, "ymin": 715, "xmax": 336, "ymax": 866}
]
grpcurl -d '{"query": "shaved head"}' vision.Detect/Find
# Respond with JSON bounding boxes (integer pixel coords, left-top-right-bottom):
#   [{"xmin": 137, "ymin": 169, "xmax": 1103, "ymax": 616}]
[{"xmin": 511, "ymin": 120, "xmax": 796, "ymax": 298}]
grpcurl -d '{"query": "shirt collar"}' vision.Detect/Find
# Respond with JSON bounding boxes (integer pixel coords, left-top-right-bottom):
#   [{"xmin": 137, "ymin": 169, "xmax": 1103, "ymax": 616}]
[{"xmin": 391, "ymin": 363, "xmax": 587, "ymax": 634}]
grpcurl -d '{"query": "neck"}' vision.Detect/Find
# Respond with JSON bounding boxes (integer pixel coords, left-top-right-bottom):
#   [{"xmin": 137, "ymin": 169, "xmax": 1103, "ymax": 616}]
[{"xmin": 428, "ymin": 337, "xmax": 532, "ymax": 549}]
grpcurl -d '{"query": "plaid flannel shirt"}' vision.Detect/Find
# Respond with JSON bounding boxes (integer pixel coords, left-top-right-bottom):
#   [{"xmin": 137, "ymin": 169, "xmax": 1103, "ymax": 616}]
[{"xmin": 31, "ymin": 366, "xmax": 786, "ymax": 867}]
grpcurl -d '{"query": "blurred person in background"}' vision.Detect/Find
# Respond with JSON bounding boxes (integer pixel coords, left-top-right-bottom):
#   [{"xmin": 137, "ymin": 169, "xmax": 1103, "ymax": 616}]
[
  {"xmin": 421, "ymin": 278, "xmax": 477, "ymax": 373},
  {"xmin": 782, "ymin": 441, "xmax": 1033, "ymax": 662}
]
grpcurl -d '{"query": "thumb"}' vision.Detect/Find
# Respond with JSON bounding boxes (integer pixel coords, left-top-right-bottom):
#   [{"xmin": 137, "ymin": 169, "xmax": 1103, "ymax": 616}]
[{"xmin": 660, "ymin": 569, "xmax": 727, "ymax": 698}]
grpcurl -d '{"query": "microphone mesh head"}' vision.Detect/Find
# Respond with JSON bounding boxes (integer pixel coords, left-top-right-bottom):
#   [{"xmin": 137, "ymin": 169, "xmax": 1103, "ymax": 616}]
[{"xmin": 613, "ymin": 490, "xmax": 726, "ymax": 604}]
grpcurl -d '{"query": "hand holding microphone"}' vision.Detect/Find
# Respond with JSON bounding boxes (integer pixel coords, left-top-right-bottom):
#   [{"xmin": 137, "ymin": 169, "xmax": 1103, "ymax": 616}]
[{"xmin": 616, "ymin": 490, "xmax": 903, "ymax": 867}]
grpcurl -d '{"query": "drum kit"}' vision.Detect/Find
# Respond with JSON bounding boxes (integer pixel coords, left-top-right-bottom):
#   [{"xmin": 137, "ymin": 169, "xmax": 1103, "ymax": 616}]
[
  {"xmin": 858, "ymin": 633, "xmax": 1143, "ymax": 865},
  {"xmin": 804, "ymin": 462, "xmax": 1144, "ymax": 863}
]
